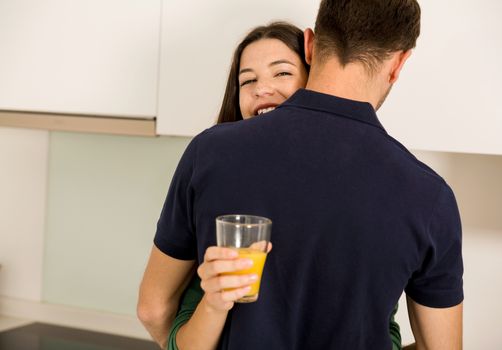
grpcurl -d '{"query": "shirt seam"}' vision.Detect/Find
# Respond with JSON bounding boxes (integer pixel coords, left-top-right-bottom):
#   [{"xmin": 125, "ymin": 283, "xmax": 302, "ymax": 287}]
[
  {"xmin": 425, "ymin": 183, "xmax": 447, "ymax": 247},
  {"xmin": 277, "ymin": 104, "xmax": 385, "ymax": 132},
  {"xmin": 191, "ymin": 134, "xmax": 202, "ymax": 238}
]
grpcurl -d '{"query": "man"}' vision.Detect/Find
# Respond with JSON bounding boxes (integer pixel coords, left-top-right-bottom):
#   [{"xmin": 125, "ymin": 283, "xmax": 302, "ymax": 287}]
[{"xmin": 138, "ymin": 0, "xmax": 463, "ymax": 349}]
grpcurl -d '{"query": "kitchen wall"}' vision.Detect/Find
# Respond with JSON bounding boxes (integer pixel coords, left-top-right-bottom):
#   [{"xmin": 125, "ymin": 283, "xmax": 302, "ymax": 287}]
[
  {"xmin": 43, "ymin": 131, "xmax": 191, "ymax": 315},
  {"xmin": 1, "ymin": 127, "xmax": 501, "ymax": 347},
  {"xmin": 0, "ymin": 127, "xmax": 47, "ymax": 301}
]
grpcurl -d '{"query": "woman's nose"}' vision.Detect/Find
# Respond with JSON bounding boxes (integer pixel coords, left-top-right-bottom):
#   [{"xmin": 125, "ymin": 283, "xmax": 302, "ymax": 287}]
[{"xmin": 254, "ymin": 81, "xmax": 274, "ymax": 97}]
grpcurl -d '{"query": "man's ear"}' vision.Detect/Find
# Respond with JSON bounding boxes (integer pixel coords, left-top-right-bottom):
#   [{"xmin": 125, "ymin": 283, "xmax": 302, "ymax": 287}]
[
  {"xmin": 389, "ymin": 50, "xmax": 412, "ymax": 84},
  {"xmin": 304, "ymin": 28, "xmax": 315, "ymax": 65}
]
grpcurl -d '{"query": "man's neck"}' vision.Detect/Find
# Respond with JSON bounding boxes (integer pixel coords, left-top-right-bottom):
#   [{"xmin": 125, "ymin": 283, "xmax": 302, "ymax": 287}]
[{"xmin": 305, "ymin": 59, "xmax": 382, "ymax": 110}]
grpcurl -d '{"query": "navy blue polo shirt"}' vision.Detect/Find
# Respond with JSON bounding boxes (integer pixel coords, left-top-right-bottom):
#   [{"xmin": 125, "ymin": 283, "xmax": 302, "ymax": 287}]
[{"xmin": 154, "ymin": 89, "xmax": 464, "ymax": 350}]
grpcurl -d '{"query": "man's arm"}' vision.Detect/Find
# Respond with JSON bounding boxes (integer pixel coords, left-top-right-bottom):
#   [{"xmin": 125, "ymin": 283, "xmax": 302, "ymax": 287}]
[
  {"xmin": 406, "ymin": 296, "xmax": 463, "ymax": 350},
  {"xmin": 137, "ymin": 245, "xmax": 195, "ymax": 349}
]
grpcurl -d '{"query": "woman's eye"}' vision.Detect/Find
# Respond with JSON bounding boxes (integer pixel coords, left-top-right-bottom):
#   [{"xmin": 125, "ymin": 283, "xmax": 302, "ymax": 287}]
[
  {"xmin": 276, "ymin": 72, "xmax": 292, "ymax": 77},
  {"xmin": 240, "ymin": 79, "xmax": 256, "ymax": 87}
]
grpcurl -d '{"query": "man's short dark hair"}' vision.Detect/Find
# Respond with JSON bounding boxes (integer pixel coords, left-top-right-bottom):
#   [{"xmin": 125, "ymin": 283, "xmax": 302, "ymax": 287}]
[{"xmin": 314, "ymin": 0, "xmax": 421, "ymax": 72}]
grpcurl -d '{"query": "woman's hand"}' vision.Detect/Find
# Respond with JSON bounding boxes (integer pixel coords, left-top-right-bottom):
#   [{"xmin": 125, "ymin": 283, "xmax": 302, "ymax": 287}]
[{"xmin": 197, "ymin": 246, "xmax": 257, "ymax": 313}]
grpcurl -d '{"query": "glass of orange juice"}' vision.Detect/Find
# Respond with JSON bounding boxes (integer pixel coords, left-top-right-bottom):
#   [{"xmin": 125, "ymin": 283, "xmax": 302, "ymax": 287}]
[{"xmin": 216, "ymin": 214, "xmax": 272, "ymax": 303}]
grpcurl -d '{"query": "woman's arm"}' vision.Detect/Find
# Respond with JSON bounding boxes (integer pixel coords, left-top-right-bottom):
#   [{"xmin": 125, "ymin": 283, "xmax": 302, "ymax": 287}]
[
  {"xmin": 175, "ymin": 246, "xmax": 257, "ymax": 350},
  {"xmin": 390, "ymin": 303, "xmax": 402, "ymax": 350},
  {"xmin": 175, "ymin": 294, "xmax": 231, "ymax": 350},
  {"xmin": 167, "ymin": 276, "xmax": 203, "ymax": 350},
  {"xmin": 137, "ymin": 245, "xmax": 195, "ymax": 349}
]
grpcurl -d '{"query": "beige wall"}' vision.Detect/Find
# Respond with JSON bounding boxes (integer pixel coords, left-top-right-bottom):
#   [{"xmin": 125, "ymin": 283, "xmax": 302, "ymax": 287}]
[{"xmin": 413, "ymin": 150, "xmax": 502, "ymax": 230}]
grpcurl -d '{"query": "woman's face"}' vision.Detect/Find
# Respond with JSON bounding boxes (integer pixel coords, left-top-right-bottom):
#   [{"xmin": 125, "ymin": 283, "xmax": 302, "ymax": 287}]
[{"xmin": 238, "ymin": 38, "xmax": 308, "ymax": 119}]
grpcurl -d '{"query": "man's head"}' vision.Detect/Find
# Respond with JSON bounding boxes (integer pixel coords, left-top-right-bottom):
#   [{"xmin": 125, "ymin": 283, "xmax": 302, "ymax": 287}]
[
  {"xmin": 314, "ymin": 0, "xmax": 420, "ymax": 71},
  {"xmin": 305, "ymin": 0, "xmax": 421, "ymax": 109}
]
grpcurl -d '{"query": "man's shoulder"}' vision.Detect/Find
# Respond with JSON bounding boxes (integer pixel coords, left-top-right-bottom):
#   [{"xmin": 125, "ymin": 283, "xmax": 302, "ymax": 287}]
[
  {"xmin": 197, "ymin": 120, "xmax": 243, "ymax": 138},
  {"xmin": 381, "ymin": 132, "xmax": 446, "ymax": 187},
  {"xmin": 194, "ymin": 117, "xmax": 275, "ymax": 146}
]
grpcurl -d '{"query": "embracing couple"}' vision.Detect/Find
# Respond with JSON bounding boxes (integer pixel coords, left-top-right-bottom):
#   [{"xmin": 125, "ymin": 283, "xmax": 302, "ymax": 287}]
[{"xmin": 138, "ymin": 1, "xmax": 464, "ymax": 349}]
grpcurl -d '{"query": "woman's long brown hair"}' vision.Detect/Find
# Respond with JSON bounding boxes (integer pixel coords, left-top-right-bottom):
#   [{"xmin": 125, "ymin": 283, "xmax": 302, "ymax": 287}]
[{"xmin": 216, "ymin": 22, "xmax": 309, "ymax": 124}]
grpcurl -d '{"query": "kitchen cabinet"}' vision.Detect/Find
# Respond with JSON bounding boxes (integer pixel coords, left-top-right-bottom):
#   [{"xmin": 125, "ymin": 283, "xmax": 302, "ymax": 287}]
[
  {"xmin": 0, "ymin": 0, "xmax": 161, "ymax": 118},
  {"xmin": 1, "ymin": 0, "xmax": 499, "ymax": 148}
]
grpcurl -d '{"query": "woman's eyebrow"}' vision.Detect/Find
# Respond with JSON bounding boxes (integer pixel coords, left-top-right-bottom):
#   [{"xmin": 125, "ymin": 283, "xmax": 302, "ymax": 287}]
[
  {"xmin": 269, "ymin": 59, "xmax": 296, "ymax": 67},
  {"xmin": 239, "ymin": 68, "xmax": 254, "ymax": 76},
  {"xmin": 239, "ymin": 59, "xmax": 297, "ymax": 76}
]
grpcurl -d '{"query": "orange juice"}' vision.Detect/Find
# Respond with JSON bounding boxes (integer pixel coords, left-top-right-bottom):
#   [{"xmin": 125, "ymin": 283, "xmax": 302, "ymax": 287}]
[{"xmin": 223, "ymin": 248, "xmax": 267, "ymax": 302}]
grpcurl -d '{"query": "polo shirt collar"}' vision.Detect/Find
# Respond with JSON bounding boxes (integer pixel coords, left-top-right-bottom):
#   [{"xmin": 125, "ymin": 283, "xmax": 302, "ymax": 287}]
[{"xmin": 279, "ymin": 88, "xmax": 386, "ymax": 131}]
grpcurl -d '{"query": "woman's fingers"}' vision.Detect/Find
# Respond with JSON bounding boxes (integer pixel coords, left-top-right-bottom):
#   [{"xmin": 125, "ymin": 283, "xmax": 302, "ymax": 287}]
[
  {"xmin": 220, "ymin": 286, "xmax": 252, "ymax": 302},
  {"xmin": 198, "ymin": 245, "xmax": 268, "ymax": 312},
  {"xmin": 266, "ymin": 242, "xmax": 273, "ymax": 253},
  {"xmin": 198, "ymin": 246, "xmax": 254, "ymax": 280},
  {"xmin": 199, "ymin": 258, "xmax": 253, "ymax": 279},
  {"xmin": 204, "ymin": 246, "xmax": 238, "ymax": 262},
  {"xmin": 248, "ymin": 240, "xmax": 272, "ymax": 252},
  {"xmin": 205, "ymin": 286, "xmax": 252, "ymax": 305},
  {"xmin": 201, "ymin": 273, "xmax": 258, "ymax": 293}
]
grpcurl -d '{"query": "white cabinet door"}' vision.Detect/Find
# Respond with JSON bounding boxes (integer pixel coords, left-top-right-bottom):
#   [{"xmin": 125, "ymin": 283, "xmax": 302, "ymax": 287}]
[
  {"xmin": 157, "ymin": 0, "xmax": 319, "ymax": 136},
  {"xmin": 0, "ymin": 0, "xmax": 161, "ymax": 118},
  {"xmin": 379, "ymin": 0, "xmax": 502, "ymax": 155}
]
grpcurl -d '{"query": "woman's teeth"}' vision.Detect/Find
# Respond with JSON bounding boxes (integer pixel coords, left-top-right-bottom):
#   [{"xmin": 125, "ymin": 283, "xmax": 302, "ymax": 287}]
[{"xmin": 257, "ymin": 107, "xmax": 276, "ymax": 115}]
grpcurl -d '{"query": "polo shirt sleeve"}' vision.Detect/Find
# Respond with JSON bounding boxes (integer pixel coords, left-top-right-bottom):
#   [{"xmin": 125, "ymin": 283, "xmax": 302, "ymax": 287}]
[
  {"xmin": 154, "ymin": 137, "xmax": 199, "ymax": 260},
  {"xmin": 405, "ymin": 183, "xmax": 464, "ymax": 308}
]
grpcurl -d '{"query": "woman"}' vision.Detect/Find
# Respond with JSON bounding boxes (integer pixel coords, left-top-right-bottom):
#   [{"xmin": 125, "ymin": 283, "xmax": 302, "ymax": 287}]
[{"xmin": 167, "ymin": 22, "xmax": 403, "ymax": 350}]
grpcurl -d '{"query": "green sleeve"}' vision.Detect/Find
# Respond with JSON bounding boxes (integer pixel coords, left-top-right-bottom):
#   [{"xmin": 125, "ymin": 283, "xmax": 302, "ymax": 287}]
[
  {"xmin": 389, "ymin": 303, "xmax": 402, "ymax": 350},
  {"xmin": 166, "ymin": 275, "xmax": 204, "ymax": 350}
]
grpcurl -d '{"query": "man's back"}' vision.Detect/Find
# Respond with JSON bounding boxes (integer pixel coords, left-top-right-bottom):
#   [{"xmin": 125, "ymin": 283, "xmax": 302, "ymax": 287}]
[{"xmin": 156, "ymin": 89, "xmax": 463, "ymax": 349}]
